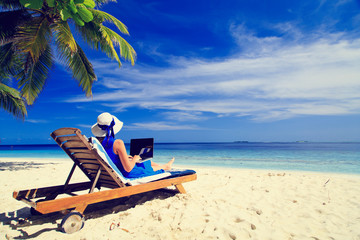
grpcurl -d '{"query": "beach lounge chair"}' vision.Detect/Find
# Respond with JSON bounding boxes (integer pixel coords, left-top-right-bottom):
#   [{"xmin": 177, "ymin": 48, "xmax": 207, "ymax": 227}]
[{"xmin": 13, "ymin": 128, "xmax": 197, "ymax": 234}]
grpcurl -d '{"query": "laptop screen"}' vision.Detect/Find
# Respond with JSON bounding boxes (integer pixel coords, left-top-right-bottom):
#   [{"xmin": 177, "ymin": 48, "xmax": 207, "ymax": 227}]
[{"xmin": 130, "ymin": 138, "xmax": 154, "ymax": 160}]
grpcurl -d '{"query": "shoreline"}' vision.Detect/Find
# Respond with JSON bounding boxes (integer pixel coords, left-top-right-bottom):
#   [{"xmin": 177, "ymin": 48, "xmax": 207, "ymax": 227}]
[{"xmin": 1, "ymin": 157, "xmax": 359, "ymax": 177}]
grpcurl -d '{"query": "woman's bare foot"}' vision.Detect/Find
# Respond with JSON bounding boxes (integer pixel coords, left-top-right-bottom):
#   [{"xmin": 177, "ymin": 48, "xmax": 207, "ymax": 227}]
[
  {"xmin": 164, "ymin": 157, "xmax": 175, "ymax": 170},
  {"xmin": 152, "ymin": 158, "xmax": 175, "ymax": 171}
]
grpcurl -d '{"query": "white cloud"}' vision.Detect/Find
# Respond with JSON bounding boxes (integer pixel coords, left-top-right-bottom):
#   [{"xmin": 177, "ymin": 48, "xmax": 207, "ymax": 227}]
[
  {"xmin": 66, "ymin": 28, "xmax": 360, "ymax": 122},
  {"xmin": 160, "ymin": 111, "xmax": 207, "ymax": 122},
  {"xmin": 126, "ymin": 121, "xmax": 201, "ymax": 130},
  {"xmin": 77, "ymin": 124, "xmax": 93, "ymax": 129},
  {"xmin": 25, "ymin": 119, "xmax": 48, "ymax": 123}
]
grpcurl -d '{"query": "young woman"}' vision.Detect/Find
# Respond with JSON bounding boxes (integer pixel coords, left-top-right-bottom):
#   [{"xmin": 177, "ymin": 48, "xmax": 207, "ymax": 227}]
[{"xmin": 91, "ymin": 112, "xmax": 174, "ymax": 178}]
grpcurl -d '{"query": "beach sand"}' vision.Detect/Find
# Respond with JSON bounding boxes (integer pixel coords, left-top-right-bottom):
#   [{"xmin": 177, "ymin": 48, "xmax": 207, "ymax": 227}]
[{"xmin": 1, "ymin": 157, "xmax": 360, "ymax": 240}]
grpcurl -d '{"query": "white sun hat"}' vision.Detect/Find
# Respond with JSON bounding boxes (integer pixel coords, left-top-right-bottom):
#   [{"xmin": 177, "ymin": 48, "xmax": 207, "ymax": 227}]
[{"xmin": 91, "ymin": 112, "xmax": 123, "ymax": 137}]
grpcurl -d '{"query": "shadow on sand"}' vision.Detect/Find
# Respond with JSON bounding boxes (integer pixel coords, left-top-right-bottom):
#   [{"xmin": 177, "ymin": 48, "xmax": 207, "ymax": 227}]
[
  {"xmin": 0, "ymin": 162, "xmax": 57, "ymax": 171},
  {"xmin": 1, "ymin": 188, "xmax": 177, "ymax": 239}
]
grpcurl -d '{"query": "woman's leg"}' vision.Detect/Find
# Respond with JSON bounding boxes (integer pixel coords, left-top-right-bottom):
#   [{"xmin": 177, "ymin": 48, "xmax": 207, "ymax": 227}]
[
  {"xmin": 151, "ymin": 157, "xmax": 175, "ymax": 171},
  {"xmin": 151, "ymin": 161, "xmax": 161, "ymax": 167}
]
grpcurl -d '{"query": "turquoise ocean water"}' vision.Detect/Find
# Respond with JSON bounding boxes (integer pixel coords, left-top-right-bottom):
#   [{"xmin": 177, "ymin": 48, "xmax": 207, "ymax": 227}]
[{"xmin": 0, "ymin": 142, "xmax": 359, "ymax": 174}]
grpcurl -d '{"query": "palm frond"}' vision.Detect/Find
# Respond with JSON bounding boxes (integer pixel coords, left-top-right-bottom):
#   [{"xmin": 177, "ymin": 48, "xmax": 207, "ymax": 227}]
[
  {"xmin": 0, "ymin": 9, "xmax": 30, "ymax": 45},
  {"xmin": 51, "ymin": 21, "xmax": 78, "ymax": 55},
  {"xmin": 99, "ymin": 25, "xmax": 121, "ymax": 66},
  {"xmin": 93, "ymin": 0, "xmax": 117, "ymax": 7},
  {"xmin": 100, "ymin": 25, "xmax": 136, "ymax": 65},
  {"xmin": 0, "ymin": 82, "xmax": 27, "ymax": 120},
  {"xmin": 17, "ymin": 43, "xmax": 53, "ymax": 104},
  {"xmin": 0, "ymin": 46, "xmax": 23, "ymax": 85},
  {"xmin": 14, "ymin": 16, "xmax": 52, "ymax": 63},
  {"xmin": 75, "ymin": 22, "xmax": 99, "ymax": 51},
  {"xmin": 0, "ymin": 0, "xmax": 24, "ymax": 10},
  {"xmin": 69, "ymin": 43, "xmax": 96, "ymax": 96},
  {"xmin": 94, "ymin": 0, "xmax": 117, "ymax": 3},
  {"xmin": 0, "ymin": 43, "xmax": 20, "ymax": 78},
  {"xmin": 76, "ymin": 23, "xmax": 136, "ymax": 66},
  {"xmin": 56, "ymin": 36, "xmax": 96, "ymax": 96},
  {"xmin": 90, "ymin": 9, "xmax": 129, "ymax": 35}
]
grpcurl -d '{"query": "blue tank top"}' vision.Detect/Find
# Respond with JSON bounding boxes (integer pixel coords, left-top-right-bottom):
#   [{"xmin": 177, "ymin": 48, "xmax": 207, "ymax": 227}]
[{"xmin": 101, "ymin": 137, "xmax": 164, "ymax": 178}]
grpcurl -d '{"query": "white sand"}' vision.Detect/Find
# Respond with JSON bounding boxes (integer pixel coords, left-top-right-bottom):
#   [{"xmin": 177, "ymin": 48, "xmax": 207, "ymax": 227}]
[{"xmin": 1, "ymin": 157, "xmax": 360, "ymax": 240}]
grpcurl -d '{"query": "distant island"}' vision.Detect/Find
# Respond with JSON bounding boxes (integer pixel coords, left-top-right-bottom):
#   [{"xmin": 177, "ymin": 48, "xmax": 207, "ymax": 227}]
[{"xmin": 234, "ymin": 141, "xmax": 249, "ymax": 143}]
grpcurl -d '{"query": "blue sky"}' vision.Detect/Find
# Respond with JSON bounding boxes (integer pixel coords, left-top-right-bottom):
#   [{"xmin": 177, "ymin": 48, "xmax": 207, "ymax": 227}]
[{"xmin": 1, "ymin": 0, "xmax": 360, "ymax": 144}]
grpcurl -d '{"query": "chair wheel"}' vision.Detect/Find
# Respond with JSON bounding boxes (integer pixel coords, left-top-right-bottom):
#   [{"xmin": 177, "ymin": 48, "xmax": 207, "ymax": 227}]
[{"xmin": 60, "ymin": 211, "xmax": 85, "ymax": 234}]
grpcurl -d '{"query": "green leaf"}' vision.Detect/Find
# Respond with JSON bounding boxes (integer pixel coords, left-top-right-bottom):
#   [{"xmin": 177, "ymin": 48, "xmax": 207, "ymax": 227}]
[
  {"xmin": 72, "ymin": 13, "xmax": 85, "ymax": 26},
  {"xmin": 91, "ymin": 9, "xmax": 129, "ymax": 35},
  {"xmin": 54, "ymin": 34, "xmax": 96, "ymax": 97},
  {"xmin": 99, "ymin": 26, "xmax": 121, "ymax": 66},
  {"xmin": 69, "ymin": 43, "xmax": 96, "ymax": 96},
  {"xmin": 19, "ymin": 0, "xmax": 44, "ymax": 9},
  {"xmin": 46, "ymin": 0, "xmax": 54, "ymax": 7},
  {"xmin": 0, "ymin": 43, "xmax": 22, "ymax": 78},
  {"xmin": 77, "ymin": 5, "xmax": 93, "ymax": 23},
  {"xmin": 0, "ymin": 10, "xmax": 31, "ymax": 46},
  {"xmin": 83, "ymin": 0, "xmax": 95, "ymax": 8},
  {"xmin": 68, "ymin": 0, "xmax": 78, "ymax": 13},
  {"xmin": 52, "ymin": 21, "xmax": 78, "ymax": 55},
  {"xmin": 100, "ymin": 25, "xmax": 136, "ymax": 66},
  {"xmin": 60, "ymin": 8, "xmax": 71, "ymax": 21},
  {"xmin": 91, "ymin": 0, "xmax": 116, "ymax": 4},
  {"xmin": 0, "ymin": 82, "xmax": 27, "ymax": 120},
  {"xmin": 0, "ymin": 0, "xmax": 23, "ymax": 9},
  {"xmin": 14, "ymin": 17, "xmax": 52, "ymax": 63},
  {"xmin": 74, "ymin": 21, "xmax": 102, "ymax": 50},
  {"xmin": 74, "ymin": 0, "xmax": 84, "ymax": 4},
  {"xmin": 18, "ymin": 44, "xmax": 53, "ymax": 105}
]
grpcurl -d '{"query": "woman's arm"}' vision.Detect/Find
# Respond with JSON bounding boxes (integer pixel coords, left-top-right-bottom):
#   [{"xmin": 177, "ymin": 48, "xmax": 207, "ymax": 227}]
[{"xmin": 113, "ymin": 139, "xmax": 141, "ymax": 172}]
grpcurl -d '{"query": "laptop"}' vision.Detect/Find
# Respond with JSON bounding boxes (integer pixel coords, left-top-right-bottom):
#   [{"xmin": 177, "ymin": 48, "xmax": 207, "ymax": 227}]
[{"xmin": 130, "ymin": 138, "xmax": 154, "ymax": 161}]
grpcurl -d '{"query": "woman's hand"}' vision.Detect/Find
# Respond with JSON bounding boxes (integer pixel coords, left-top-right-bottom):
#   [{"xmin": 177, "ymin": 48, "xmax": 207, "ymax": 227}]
[{"xmin": 132, "ymin": 155, "xmax": 142, "ymax": 162}]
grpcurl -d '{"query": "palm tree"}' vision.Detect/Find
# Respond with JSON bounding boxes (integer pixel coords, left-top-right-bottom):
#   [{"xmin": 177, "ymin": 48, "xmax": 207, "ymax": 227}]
[{"xmin": 0, "ymin": 0, "xmax": 136, "ymax": 118}]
